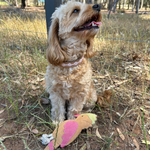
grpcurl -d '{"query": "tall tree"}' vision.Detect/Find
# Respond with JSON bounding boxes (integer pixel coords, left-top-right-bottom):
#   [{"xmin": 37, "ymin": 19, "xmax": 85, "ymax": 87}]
[
  {"xmin": 108, "ymin": 0, "xmax": 118, "ymax": 18},
  {"xmin": 119, "ymin": 0, "xmax": 121, "ymax": 9},
  {"xmin": 113, "ymin": 0, "xmax": 119, "ymax": 12},
  {"xmin": 145, "ymin": 0, "xmax": 147, "ymax": 10},
  {"xmin": 140, "ymin": 0, "xmax": 143, "ymax": 9},
  {"xmin": 21, "ymin": 0, "xmax": 26, "ymax": 8},
  {"xmin": 87, "ymin": 0, "xmax": 92, "ymax": 3},
  {"xmin": 123, "ymin": 0, "xmax": 126, "ymax": 8},
  {"xmin": 132, "ymin": 0, "xmax": 135, "ymax": 11},
  {"xmin": 128, "ymin": 0, "xmax": 130, "ymax": 9},
  {"xmin": 136, "ymin": 0, "xmax": 140, "ymax": 13},
  {"xmin": 108, "ymin": 0, "xmax": 113, "ymax": 10}
]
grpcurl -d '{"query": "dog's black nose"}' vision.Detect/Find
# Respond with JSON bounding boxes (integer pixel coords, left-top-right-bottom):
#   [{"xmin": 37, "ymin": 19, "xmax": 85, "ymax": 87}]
[{"xmin": 92, "ymin": 4, "xmax": 100, "ymax": 12}]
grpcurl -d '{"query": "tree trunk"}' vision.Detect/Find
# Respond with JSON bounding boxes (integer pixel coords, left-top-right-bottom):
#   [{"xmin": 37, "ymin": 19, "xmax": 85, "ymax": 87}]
[
  {"xmin": 145, "ymin": 0, "xmax": 147, "ymax": 10},
  {"xmin": 132, "ymin": 0, "xmax": 135, "ymax": 11},
  {"xmin": 87, "ymin": 0, "xmax": 92, "ymax": 3},
  {"xmin": 15, "ymin": 0, "xmax": 18, "ymax": 7},
  {"xmin": 21, "ymin": 0, "xmax": 26, "ymax": 9},
  {"xmin": 140, "ymin": 0, "xmax": 143, "ymax": 9},
  {"xmin": 128, "ymin": 0, "xmax": 130, "ymax": 9},
  {"xmin": 113, "ymin": 0, "xmax": 119, "ymax": 12},
  {"xmin": 27, "ymin": 0, "xmax": 30, "ymax": 6},
  {"xmin": 108, "ymin": 0, "xmax": 113, "ymax": 10},
  {"xmin": 108, "ymin": 0, "xmax": 118, "ymax": 17},
  {"xmin": 97, "ymin": 0, "xmax": 101, "ymax": 4},
  {"xmin": 123, "ymin": 0, "xmax": 126, "ymax": 9},
  {"xmin": 119, "ymin": 0, "xmax": 121, "ymax": 9},
  {"xmin": 136, "ymin": 0, "xmax": 140, "ymax": 13}
]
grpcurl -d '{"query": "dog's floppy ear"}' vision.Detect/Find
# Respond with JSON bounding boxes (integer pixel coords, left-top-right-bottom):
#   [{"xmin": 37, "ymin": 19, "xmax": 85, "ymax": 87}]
[
  {"xmin": 46, "ymin": 18, "xmax": 67, "ymax": 65},
  {"xmin": 85, "ymin": 38, "xmax": 95, "ymax": 58}
]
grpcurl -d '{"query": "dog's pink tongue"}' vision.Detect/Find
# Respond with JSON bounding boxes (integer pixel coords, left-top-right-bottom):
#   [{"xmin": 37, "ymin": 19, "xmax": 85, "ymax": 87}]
[
  {"xmin": 92, "ymin": 21, "xmax": 102, "ymax": 25},
  {"xmin": 87, "ymin": 21, "xmax": 102, "ymax": 26}
]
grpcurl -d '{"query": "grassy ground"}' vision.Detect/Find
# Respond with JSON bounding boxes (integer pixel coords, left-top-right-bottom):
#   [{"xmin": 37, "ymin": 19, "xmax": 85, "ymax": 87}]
[
  {"xmin": 0, "ymin": 6, "xmax": 150, "ymax": 150},
  {"xmin": 0, "ymin": 2, "xmax": 8, "ymax": 5}
]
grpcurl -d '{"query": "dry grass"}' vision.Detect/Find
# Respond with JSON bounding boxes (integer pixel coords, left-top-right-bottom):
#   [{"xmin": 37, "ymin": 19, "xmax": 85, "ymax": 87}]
[{"xmin": 0, "ymin": 7, "xmax": 150, "ymax": 150}]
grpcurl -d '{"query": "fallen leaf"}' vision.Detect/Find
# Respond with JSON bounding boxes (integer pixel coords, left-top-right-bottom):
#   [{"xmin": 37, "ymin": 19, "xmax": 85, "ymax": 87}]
[
  {"xmin": 19, "ymin": 99, "xmax": 25, "ymax": 109},
  {"xmin": 96, "ymin": 128, "xmax": 102, "ymax": 139},
  {"xmin": 31, "ymin": 85, "xmax": 40, "ymax": 90},
  {"xmin": 141, "ymin": 140, "xmax": 150, "ymax": 145},
  {"xmin": 132, "ymin": 53, "xmax": 139, "ymax": 60},
  {"xmin": 140, "ymin": 107, "xmax": 149, "ymax": 114},
  {"xmin": 0, "ymin": 119, "xmax": 5, "ymax": 128},
  {"xmin": 144, "ymin": 105, "xmax": 150, "ymax": 109},
  {"xmin": 40, "ymin": 98, "xmax": 50, "ymax": 105},
  {"xmin": 0, "ymin": 135, "xmax": 14, "ymax": 141},
  {"xmin": 31, "ymin": 129, "xmax": 39, "ymax": 134},
  {"xmin": 116, "ymin": 128, "xmax": 125, "ymax": 141},
  {"xmin": 131, "ymin": 136, "xmax": 139, "ymax": 150},
  {"xmin": 0, "ymin": 110, "xmax": 4, "ymax": 114},
  {"xmin": 80, "ymin": 143, "xmax": 86, "ymax": 150}
]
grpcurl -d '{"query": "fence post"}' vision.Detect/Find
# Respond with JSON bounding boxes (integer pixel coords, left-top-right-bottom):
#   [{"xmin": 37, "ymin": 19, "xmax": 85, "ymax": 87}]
[{"xmin": 45, "ymin": 0, "xmax": 61, "ymax": 34}]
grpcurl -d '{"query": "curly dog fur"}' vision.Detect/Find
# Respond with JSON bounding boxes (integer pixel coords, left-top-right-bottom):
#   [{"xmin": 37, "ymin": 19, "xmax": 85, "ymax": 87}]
[{"xmin": 45, "ymin": 1, "xmax": 102, "ymax": 124}]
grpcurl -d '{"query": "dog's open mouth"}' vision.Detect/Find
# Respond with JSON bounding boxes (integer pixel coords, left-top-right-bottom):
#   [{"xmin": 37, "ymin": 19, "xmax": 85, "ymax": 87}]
[{"xmin": 74, "ymin": 15, "xmax": 102, "ymax": 32}]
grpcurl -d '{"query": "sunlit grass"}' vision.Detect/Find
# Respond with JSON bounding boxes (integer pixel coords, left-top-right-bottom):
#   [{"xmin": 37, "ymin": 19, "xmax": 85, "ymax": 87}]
[
  {"xmin": 0, "ymin": 8, "xmax": 150, "ymax": 149},
  {"xmin": 0, "ymin": 2, "xmax": 8, "ymax": 5}
]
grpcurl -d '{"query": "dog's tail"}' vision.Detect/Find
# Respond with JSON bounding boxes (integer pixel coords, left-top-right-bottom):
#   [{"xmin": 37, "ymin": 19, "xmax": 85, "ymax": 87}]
[{"xmin": 96, "ymin": 90, "xmax": 113, "ymax": 107}]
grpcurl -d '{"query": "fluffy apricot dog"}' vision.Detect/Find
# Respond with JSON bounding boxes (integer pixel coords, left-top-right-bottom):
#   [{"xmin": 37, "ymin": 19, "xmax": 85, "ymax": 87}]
[{"xmin": 45, "ymin": 1, "xmax": 102, "ymax": 124}]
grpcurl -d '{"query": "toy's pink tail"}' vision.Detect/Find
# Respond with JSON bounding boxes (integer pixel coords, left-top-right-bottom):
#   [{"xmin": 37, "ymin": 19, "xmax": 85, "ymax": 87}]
[{"xmin": 48, "ymin": 140, "xmax": 54, "ymax": 150}]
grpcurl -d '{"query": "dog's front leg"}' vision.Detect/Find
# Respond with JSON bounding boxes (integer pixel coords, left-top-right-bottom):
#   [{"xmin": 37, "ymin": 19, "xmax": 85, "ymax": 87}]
[
  {"xmin": 50, "ymin": 92, "xmax": 66, "ymax": 124},
  {"xmin": 67, "ymin": 95, "xmax": 86, "ymax": 120}
]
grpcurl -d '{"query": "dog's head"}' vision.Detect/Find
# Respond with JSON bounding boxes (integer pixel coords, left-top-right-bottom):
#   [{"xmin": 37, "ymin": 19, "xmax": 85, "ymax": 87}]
[{"xmin": 47, "ymin": 1, "xmax": 102, "ymax": 65}]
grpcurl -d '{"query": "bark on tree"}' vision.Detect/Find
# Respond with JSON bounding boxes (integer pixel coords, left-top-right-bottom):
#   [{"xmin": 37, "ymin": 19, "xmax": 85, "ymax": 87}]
[
  {"xmin": 136, "ymin": 0, "xmax": 140, "ymax": 13},
  {"xmin": 123, "ymin": 0, "xmax": 126, "ymax": 8},
  {"xmin": 140, "ymin": 0, "xmax": 143, "ymax": 9},
  {"xmin": 132, "ymin": 0, "xmax": 135, "ymax": 11},
  {"xmin": 128, "ymin": 0, "xmax": 130, "ymax": 9},
  {"xmin": 21, "ymin": 0, "xmax": 26, "ymax": 8},
  {"xmin": 15, "ymin": 0, "xmax": 18, "ymax": 6},
  {"xmin": 108, "ymin": 0, "xmax": 113, "ymax": 10},
  {"xmin": 28, "ymin": 0, "xmax": 30, "ymax": 6},
  {"xmin": 108, "ymin": 0, "xmax": 118, "ymax": 17},
  {"xmin": 113, "ymin": 0, "xmax": 119, "ymax": 12},
  {"xmin": 145, "ymin": 0, "xmax": 147, "ymax": 10},
  {"xmin": 87, "ymin": 0, "xmax": 92, "ymax": 3},
  {"xmin": 119, "ymin": 0, "xmax": 121, "ymax": 9}
]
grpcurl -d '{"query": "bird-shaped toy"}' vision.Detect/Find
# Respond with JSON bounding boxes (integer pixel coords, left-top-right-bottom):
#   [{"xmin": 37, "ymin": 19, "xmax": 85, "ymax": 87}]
[{"xmin": 40, "ymin": 113, "xmax": 97, "ymax": 150}]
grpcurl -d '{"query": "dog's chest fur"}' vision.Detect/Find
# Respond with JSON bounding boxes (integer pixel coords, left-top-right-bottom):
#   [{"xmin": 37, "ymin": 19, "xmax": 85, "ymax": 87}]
[{"xmin": 45, "ymin": 59, "xmax": 92, "ymax": 100}]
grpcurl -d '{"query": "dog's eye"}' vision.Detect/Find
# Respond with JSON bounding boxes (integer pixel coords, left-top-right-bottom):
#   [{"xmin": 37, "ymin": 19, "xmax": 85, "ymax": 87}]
[{"xmin": 73, "ymin": 9, "xmax": 80, "ymax": 13}]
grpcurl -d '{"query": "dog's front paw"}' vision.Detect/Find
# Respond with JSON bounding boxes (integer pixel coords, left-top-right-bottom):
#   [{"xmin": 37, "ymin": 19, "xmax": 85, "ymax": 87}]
[
  {"xmin": 67, "ymin": 110, "xmax": 80, "ymax": 120},
  {"xmin": 51, "ymin": 116, "xmax": 65, "ymax": 125},
  {"xmin": 51, "ymin": 111, "xmax": 65, "ymax": 125}
]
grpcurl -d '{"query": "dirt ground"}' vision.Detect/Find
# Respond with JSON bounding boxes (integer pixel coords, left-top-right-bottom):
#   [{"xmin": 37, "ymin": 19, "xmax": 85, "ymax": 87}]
[{"xmin": 0, "ymin": 5, "xmax": 150, "ymax": 150}]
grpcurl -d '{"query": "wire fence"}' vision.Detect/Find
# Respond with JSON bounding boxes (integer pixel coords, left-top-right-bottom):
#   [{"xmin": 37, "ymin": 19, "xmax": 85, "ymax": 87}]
[
  {"xmin": 0, "ymin": 0, "xmax": 150, "ymax": 53},
  {"xmin": 0, "ymin": 28, "xmax": 150, "ymax": 44}
]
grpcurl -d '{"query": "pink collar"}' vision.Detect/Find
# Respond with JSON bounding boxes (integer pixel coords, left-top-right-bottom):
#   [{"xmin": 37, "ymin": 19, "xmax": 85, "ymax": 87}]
[{"xmin": 61, "ymin": 56, "xmax": 84, "ymax": 68}]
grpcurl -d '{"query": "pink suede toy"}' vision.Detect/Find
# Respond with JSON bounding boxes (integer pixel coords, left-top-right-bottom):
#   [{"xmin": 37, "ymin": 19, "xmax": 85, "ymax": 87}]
[{"xmin": 40, "ymin": 113, "xmax": 97, "ymax": 150}]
